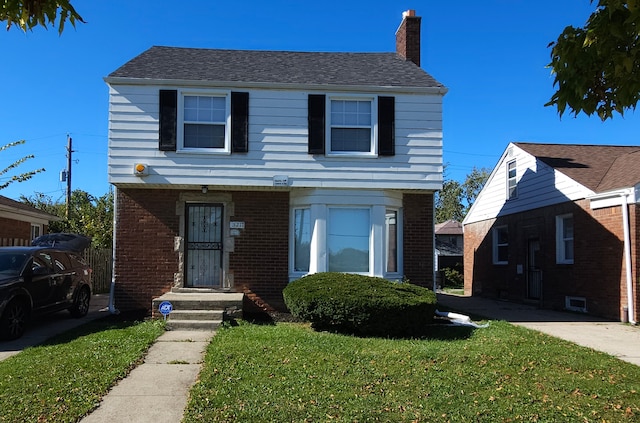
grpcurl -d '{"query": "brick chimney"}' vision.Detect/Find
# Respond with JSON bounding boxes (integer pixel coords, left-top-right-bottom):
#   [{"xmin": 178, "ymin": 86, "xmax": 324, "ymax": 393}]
[{"xmin": 395, "ymin": 9, "xmax": 421, "ymax": 67}]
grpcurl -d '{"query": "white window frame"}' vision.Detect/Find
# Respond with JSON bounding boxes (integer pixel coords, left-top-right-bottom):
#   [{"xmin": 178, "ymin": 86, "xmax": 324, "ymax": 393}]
[
  {"xmin": 30, "ymin": 224, "xmax": 41, "ymax": 241},
  {"xmin": 288, "ymin": 190, "xmax": 403, "ymax": 280},
  {"xmin": 556, "ymin": 214, "xmax": 574, "ymax": 264},
  {"xmin": 326, "ymin": 94, "xmax": 377, "ymax": 157},
  {"xmin": 385, "ymin": 209, "xmax": 400, "ymax": 274},
  {"xmin": 177, "ymin": 89, "xmax": 231, "ymax": 154},
  {"xmin": 507, "ymin": 160, "xmax": 517, "ymax": 199},
  {"xmin": 492, "ymin": 225, "xmax": 508, "ymax": 265},
  {"xmin": 327, "ymin": 206, "xmax": 371, "ymax": 274}
]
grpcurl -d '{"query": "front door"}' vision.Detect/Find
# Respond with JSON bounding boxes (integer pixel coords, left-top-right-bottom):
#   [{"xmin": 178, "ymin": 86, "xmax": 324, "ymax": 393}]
[
  {"xmin": 185, "ymin": 204, "xmax": 223, "ymax": 287},
  {"xmin": 526, "ymin": 238, "xmax": 542, "ymax": 300}
]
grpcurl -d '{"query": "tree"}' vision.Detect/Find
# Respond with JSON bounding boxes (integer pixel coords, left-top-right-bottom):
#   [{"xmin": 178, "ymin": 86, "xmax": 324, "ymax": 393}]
[
  {"xmin": 546, "ymin": 0, "xmax": 640, "ymax": 120},
  {"xmin": 0, "ymin": 140, "xmax": 45, "ymax": 190},
  {"xmin": 435, "ymin": 166, "xmax": 490, "ymax": 223},
  {"xmin": 21, "ymin": 190, "xmax": 113, "ymax": 248},
  {"xmin": 1, "ymin": 0, "xmax": 83, "ymax": 33}
]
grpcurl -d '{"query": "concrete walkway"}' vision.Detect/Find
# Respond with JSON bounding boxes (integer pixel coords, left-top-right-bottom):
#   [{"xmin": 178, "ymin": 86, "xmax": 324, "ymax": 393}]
[
  {"xmin": 437, "ymin": 293, "xmax": 640, "ymax": 366},
  {"xmin": 80, "ymin": 330, "xmax": 214, "ymax": 423}
]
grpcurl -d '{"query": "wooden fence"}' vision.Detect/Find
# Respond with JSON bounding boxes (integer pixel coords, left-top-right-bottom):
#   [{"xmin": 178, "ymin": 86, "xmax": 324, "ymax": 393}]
[{"xmin": 84, "ymin": 247, "xmax": 113, "ymax": 294}]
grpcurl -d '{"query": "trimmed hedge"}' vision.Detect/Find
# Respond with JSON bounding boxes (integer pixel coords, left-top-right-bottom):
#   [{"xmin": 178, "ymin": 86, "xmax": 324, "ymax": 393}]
[{"xmin": 282, "ymin": 273, "xmax": 437, "ymax": 337}]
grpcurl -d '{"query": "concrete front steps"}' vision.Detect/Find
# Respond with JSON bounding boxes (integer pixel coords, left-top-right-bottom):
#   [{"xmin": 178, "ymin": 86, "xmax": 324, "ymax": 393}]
[{"xmin": 152, "ymin": 291, "xmax": 244, "ymax": 331}]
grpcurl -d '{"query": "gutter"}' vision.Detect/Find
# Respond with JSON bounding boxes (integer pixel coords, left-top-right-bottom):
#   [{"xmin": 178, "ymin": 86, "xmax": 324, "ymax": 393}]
[
  {"xmin": 108, "ymin": 186, "xmax": 120, "ymax": 315},
  {"xmin": 589, "ymin": 189, "xmax": 636, "ymax": 324}
]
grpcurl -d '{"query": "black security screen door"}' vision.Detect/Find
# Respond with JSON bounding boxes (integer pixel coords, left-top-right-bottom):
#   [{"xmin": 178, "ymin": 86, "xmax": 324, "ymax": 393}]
[{"xmin": 186, "ymin": 204, "xmax": 223, "ymax": 287}]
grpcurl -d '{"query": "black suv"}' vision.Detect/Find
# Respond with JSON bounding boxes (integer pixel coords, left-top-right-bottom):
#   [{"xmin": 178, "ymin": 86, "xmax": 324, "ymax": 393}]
[{"xmin": 0, "ymin": 246, "xmax": 92, "ymax": 340}]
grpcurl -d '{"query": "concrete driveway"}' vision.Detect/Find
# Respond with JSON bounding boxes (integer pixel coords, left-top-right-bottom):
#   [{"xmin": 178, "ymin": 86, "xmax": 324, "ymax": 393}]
[
  {"xmin": 0, "ymin": 294, "xmax": 110, "ymax": 361},
  {"xmin": 437, "ymin": 293, "xmax": 640, "ymax": 367}
]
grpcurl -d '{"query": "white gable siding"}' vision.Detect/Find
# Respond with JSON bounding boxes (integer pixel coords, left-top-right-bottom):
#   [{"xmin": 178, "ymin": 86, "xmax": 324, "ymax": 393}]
[
  {"xmin": 107, "ymin": 84, "xmax": 443, "ymax": 191},
  {"xmin": 464, "ymin": 144, "xmax": 594, "ymax": 225}
]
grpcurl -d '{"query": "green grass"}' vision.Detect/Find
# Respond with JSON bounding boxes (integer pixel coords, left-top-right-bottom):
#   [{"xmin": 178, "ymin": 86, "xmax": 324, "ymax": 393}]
[
  {"xmin": 0, "ymin": 316, "xmax": 164, "ymax": 423},
  {"xmin": 185, "ymin": 321, "xmax": 640, "ymax": 422}
]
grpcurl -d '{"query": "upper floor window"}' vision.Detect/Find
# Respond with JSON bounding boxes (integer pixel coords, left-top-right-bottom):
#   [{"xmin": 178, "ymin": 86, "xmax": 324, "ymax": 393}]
[
  {"xmin": 507, "ymin": 160, "xmax": 517, "ymax": 199},
  {"xmin": 556, "ymin": 214, "xmax": 574, "ymax": 264},
  {"xmin": 492, "ymin": 225, "xmax": 508, "ymax": 264},
  {"xmin": 179, "ymin": 92, "xmax": 231, "ymax": 153},
  {"xmin": 330, "ymin": 98, "xmax": 374, "ymax": 154},
  {"xmin": 159, "ymin": 89, "xmax": 248, "ymax": 153}
]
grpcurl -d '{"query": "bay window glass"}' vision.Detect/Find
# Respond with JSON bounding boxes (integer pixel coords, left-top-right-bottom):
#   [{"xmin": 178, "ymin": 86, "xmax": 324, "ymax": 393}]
[
  {"xmin": 294, "ymin": 208, "xmax": 311, "ymax": 272},
  {"xmin": 385, "ymin": 210, "xmax": 397, "ymax": 273},
  {"xmin": 328, "ymin": 208, "xmax": 370, "ymax": 272}
]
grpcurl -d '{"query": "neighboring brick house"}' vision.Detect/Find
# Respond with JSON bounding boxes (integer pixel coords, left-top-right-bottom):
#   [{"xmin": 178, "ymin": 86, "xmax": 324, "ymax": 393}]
[
  {"xmin": 105, "ymin": 10, "xmax": 447, "ymax": 313},
  {"xmin": 0, "ymin": 195, "xmax": 60, "ymax": 246},
  {"xmin": 463, "ymin": 142, "xmax": 639, "ymax": 323}
]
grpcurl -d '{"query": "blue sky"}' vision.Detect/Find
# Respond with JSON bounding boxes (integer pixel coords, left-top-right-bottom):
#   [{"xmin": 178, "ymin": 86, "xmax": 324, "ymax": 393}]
[{"xmin": 1, "ymin": 0, "xmax": 638, "ymax": 201}]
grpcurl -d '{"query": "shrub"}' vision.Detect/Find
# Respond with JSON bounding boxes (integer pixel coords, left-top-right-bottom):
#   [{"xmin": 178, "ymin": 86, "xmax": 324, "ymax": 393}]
[
  {"xmin": 282, "ymin": 273, "xmax": 437, "ymax": 337},
  {"xmin": 442, "ymin": 266, "xmax": 464, "ymax": 288}
]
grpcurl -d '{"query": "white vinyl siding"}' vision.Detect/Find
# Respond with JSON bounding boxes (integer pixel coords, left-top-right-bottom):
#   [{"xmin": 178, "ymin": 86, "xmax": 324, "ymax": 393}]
[
  {"xmin": 107, "ymin": 85, "xmax": 443, "ymax": 191},
  {"xmin": 556, "ymin": 214, "xmax": 574, "ymax": 264}
]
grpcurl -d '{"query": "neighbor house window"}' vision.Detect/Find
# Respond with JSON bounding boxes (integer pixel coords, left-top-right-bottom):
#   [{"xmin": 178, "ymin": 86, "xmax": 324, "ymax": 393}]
[
  {"xmin": 507, "ymin": 160, "xmax": 517, "ymax": 199},
  {"xmin": 329, "ymin": 98, "xmax": 375, "ymax": 154},
  {"xmin": 328, "ymin": 208, "xmax": 370, "ymax": 272},
  {"xmin": 385, "ymin": 210, "xmax": 398, "ymax": 273},
  {"xmin": 556, "ymin": 214, "xmax": 574, "ymax": 264},
  {"xmin": 30, "ymin": 224, "xmax": 41, "ymax": 241},
  {"xmin": 493, "ymin": 225, "xmax": 508, "ymax": 264},
  {"xmin": 179, "ymin": 91, "xmax": 230, "ymax": 152},
  {"xmin": 293, "ymin": 208, "xmax": 311, "ymax": 272}
]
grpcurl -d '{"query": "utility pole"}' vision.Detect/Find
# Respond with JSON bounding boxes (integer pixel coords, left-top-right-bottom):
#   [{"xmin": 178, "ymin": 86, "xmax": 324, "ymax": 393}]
[{"xmin": 66, "ymin": 134, "xmax": 73, "ymax": 219}]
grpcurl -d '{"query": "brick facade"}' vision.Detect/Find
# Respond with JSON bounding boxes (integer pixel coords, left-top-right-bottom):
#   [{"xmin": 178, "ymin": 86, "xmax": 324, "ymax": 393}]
[
  {"xmin": 0, "ymin": 217, "xmax": 31, "ymax": 245},
  {"xmin": 465, "ymin": 199, "xmax": 639, "ymax": 321},
  {"xmin": 115, "ymin": 188, "xmax": 437, "ymax": 314},
  {"xmin": 403, "ymin": 193, "xmax": 435, "ymax": 289}
]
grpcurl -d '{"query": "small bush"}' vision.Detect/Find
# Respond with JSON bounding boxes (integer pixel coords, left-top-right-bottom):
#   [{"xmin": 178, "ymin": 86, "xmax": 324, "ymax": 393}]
[
  {"xmin": 282, "ymin": 273, "xmax": 437, "ymax": 337},
  {"xmin": 442, "ymin": 266, "xmax": 464, "ymax": 288}
]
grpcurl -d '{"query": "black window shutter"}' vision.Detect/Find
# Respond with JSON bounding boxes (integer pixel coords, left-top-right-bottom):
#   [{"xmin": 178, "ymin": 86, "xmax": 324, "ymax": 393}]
[
  {"xmin": 308, "ymin": 94, "xmax": 325, "ymax": 154},
  {"xmin": 231, "ymin": 92, "xmax": 249, "ymax": 153},
  {"xmin": 159, "ymin": 90, "xmax": 177, "ymax": 151},
  {"xmin": 378, "ymin": 96, "xmax": 395, "ymax": 156}
]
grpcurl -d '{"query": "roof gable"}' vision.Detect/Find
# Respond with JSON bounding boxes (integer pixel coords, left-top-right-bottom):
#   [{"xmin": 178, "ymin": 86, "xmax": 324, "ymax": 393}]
[
  {"xmin": 514, "ymin": 143, "xmax": 640, "ymax": 193},
  {"xmin": 107, "ymin": 46, "xmax": 444, "ymax": 89}
]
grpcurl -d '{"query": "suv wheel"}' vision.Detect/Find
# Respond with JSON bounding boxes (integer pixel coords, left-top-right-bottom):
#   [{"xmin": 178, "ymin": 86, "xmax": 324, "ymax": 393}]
[
  {"xmin": 0, "ymin": 300, "xmax": 27, "ymax": 340},
  {"xmin": 69, "ymin": 286, "xmax": 91, "ymax": 318}
]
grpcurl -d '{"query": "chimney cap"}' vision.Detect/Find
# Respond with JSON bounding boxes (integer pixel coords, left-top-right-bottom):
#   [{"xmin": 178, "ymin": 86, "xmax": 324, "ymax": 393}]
[{"xmin": 402, "ymin": 9, "xmax": 416, "ymax": 18}]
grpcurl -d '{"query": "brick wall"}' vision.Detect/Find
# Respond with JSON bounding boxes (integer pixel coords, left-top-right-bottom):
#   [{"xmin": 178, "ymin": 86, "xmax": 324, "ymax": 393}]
[
  {"xmin": 114, "ymin": 188, "xmax": 180, "ymax": 311},
  {"xmin": 0, "ymin": 217, "xmax": 30, "ymax": 244},
  {"xmin": 403, "ymin": 193, "xmax": 434, "ymax": 288},
  {"xmin": 229, "ymin": 191, "xmax": 289, "ymax": 312},
  {"xmin": 464, "ymin": 199, "xmax": 638, "ymax": 321}
]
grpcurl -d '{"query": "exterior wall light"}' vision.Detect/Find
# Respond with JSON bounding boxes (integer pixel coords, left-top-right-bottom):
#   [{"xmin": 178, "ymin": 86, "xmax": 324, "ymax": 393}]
[
  {"xmin": 201, "ymin": 185, "xmax": 208, "ymax": 194},
  {"xmin": 133, "ymin": 163, "xmax": 148, "ymax": 176}
]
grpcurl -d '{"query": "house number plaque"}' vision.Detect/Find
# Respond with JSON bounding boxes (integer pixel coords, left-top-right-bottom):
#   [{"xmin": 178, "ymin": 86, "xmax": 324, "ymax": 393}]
[{"xmin": 230, "ymin": 221, "xmax": 245, "ymax": 229}]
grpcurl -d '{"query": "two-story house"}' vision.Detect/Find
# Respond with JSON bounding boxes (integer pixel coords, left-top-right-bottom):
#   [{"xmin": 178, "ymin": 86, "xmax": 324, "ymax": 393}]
[{"xmin": 105, "ymin": 10, "xmax": 446, "ymax": 314}]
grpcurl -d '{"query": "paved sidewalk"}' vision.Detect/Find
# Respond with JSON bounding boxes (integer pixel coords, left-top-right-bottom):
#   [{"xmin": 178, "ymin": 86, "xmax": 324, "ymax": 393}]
[
  {"xmin": 80, "ymin": 330, "xmax": 213, "ymax": 423},
  {"xmin": 437, "ymin": 293, "xmax": 640, "ymax": 366}
]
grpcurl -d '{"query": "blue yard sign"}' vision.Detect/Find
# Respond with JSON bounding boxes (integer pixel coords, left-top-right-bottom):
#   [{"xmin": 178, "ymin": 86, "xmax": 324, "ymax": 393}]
[{"xmin": 159, "ymin": 301, "xmax": 173, "ymax": 320}]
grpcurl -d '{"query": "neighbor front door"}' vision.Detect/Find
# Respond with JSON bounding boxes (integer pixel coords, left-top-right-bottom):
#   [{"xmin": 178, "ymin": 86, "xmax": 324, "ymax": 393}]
[
  {"xmin": 526, "ymin": 238, "xmax": 542, "ymax": 300},
  {"xmin": 185, "ymin": 204, "xmax": 223, "ymax": 287}
]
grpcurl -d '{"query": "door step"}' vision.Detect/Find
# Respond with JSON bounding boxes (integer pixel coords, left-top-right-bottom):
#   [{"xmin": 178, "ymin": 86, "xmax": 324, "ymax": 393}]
[{"xmin": 152, "ymin": 292, "xmax": 244, "ymax": 331}]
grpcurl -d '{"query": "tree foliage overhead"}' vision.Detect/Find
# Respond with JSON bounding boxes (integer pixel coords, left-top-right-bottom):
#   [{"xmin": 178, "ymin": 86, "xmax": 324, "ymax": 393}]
[
  {"xmin": 546, "ymin": 0, "xmax": 640, "ymax": 120},
  {"xmin": 21, "ymin": 190, "xmax": 113, "ymax": 248},
  {"xmin": 1, "ymin": 0, "xmax": 83, "ymax": 33},
  {"xmin": 0, "ymin": 140, "xmax": 45, "ymax": 190}
]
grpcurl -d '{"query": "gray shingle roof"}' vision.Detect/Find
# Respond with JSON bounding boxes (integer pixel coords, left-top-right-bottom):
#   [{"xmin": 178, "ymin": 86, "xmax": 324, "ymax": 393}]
[
  {"xmin": 514, "ymin": 142, "xmax": 640, "ymax": 193},
  {"xmin": 108, "ymin": 46, "xmax": 444, "ymax": 89}
]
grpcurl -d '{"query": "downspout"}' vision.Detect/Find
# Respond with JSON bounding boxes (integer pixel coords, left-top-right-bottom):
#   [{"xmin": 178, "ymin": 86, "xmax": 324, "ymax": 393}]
[
  {"xmin": 433, "ymin": 195, "xmax": 437, "ymax": 292},
  {"xmin": 108, "ymin": 186, "xmax": 120, "ymax": 315},
  {"xmin": 620, "ymin": 191, "xmax": 635, "ymax": 324}
]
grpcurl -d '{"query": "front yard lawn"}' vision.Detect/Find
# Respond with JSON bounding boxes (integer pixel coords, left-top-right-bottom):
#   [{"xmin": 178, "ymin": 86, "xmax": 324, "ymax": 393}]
[
  {"xmin": 0, "ymin": 316, "xmax": 164, "ymax": 423},
  {"xmin": 185, "ymin": 321, "xmax": 640, "ymax": 422}
]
